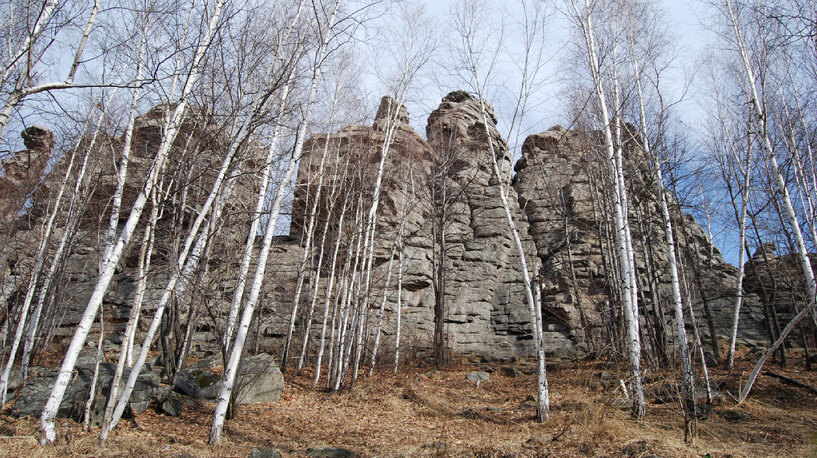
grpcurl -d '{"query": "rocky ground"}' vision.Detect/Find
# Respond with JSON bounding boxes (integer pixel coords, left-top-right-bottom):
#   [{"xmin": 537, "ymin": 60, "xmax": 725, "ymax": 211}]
[{"xmin": 1, "ymin": 349, "xmax": 815, "ymax": 457}]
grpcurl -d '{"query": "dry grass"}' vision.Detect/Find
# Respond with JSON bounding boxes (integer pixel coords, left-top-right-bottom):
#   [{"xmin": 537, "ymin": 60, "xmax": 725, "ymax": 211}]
[{"xmin": 1, "ymin": 357, "xmax": 816, "ymax": 457}]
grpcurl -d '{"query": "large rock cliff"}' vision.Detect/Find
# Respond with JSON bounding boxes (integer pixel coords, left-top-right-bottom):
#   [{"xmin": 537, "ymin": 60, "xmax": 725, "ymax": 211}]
[{"xmin": 1, "ymin": 91, "xmax": 771, "ymax": 365}]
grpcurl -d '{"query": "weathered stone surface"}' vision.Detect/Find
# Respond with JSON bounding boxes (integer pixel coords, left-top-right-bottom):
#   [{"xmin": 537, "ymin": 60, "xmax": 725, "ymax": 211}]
[
  {"xmin": 1, "ymin": 93, "xmax": 784, "ymax": 370},
  {"xmin": 235, "ymin": 353, "xmax": 285, "ymax": 405},
  {"xmin": 512, "ymin": 125, "xmax": 767, "ymax": 357},
  {"xmin": 743, "ymin": 244, "xmax": 816, "ymax": 349},
  {"xmin": 12, "ymin": 373, "xmax": 84, "ymax": 418},
  {"xmin": 248, "ymin": 447, "xmax": 282, "ymax": 458},
  {"xmin": 719, "ymin": 409, "xmax": 749, "ymax": 422},
  {"xmin": 0, "ymin": 125, "xmax": 53, "ymax": 218},
  {"xmin": 465, "ymin": 371, "xmax": 490, "ymax": 383},
  {"xmin": 306, "ymin": 447, "xmax": 356, "ymax": 458},
  {"xmin": 174, "ymin": 367, "xmax": 221, "ymax": 400}
]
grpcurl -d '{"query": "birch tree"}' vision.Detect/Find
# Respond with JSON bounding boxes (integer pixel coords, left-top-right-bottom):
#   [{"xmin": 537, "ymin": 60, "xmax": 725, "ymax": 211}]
[
  {"xmin": 209, "ymin": 0, "xmax": 341, "ymax": 444},
  {"xmin": 0, "ymin": 1, "xmax": 121, "ymax": 139},
  {"xmin": 567, "ymin": 0, "xmax": 645, "ymax": 417},
  {"xmin": 452, "ymin": 0, "xmax": 550, "ymax": 422},
  {"xmin": 621, "ymin": 0, "xmax": 694, "ymax": 414},
  {"xmin": 717, "ymin": 0, "xmax": 817, "ymax": 402},
  {"xmin": 40, "ymin": 0, "xmax": 227, "ymax": 443}
]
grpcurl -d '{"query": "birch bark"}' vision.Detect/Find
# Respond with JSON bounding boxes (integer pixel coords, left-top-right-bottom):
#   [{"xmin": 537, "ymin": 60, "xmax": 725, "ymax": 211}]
[
  {"xmin": 40, "ymin": 0, "xmax": 226, "ymax": 443},
  {"xmin": 209, "ymin": 1, "xmax": 340, "ymax": 444}
]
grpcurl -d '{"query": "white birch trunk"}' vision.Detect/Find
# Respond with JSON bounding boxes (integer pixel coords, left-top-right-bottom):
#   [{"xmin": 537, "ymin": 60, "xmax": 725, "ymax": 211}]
[
  {"xmin": 107, "ymin": 182, "xmax": 225, "ymax": 433},
  {"xmin": 297, "ymin": 144, "xmax": 347, "ymax": 373},
  {"xmin": 221, "ymin": 1, "xmax": 305, "ymax": 354},
  {"xmin": 0, "ymin": 105, "xmax": 102, "ymax": 406},
  {"xmin": 393, "ymin": 244, "xmax": 404, "ymax": 374},
  {"xmin": 0, "ymin": 129, "xmax": 81, "ymax": 389},
  {"xmin": 739, "ymin": 297, "xmax": 813, "ymax": 402},
  {"xmin": 570, "ymin": 0, "xmax": 644, "ymax": 416},
  {"xmin": 282, "ymin": 120, "xmax": 336, "ymax": 371},
  {"xmin": 311, "ymin": 205, "xmax": 347, "ymax": 387},
  {"xmin": 726, "ymin": 0, "xmax": 817, "ymax": 317},
  {"xmin": 209, "ymin": 2, "xmax": 339, "ymax": 444},
  {"xmin": 0, "ymin": 0, "xmax": 58, "ymax": 93},
  {"xmin": 627, "ymin": 36, "xmax": 695, "ymax": 406},
  {"xmin": 369, "ymin": 187, "xmax": 410, "ymax": 375},
  {"xmin": 727, "ymin": 139, "xmax": 752, "ymax": 370},
  {"xmin": 98, "ymin": 178, "xmax": 161, "ymax": 446},
  {"xmin": 82, "ymin": 310, "xmax": 104, "ymax": 431},
  {"xmin": 101, "ymin": 12, "xmax": 149, "ymax": 270},
  {"xmin": 40, "ymin": 1, "xmax": 225, "ymax": 443},
  {"xmin": 0, "ymin": 0, "xmax": 99, "ymax": 138}
]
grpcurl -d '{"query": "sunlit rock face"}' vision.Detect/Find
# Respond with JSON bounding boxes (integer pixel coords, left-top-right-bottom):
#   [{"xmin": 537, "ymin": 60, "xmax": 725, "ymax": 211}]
[
  {"xmin": 0, "ymin": 125, "xmax": 53, "ymax": 219},
  {"xmin": 2, "ymin": 92, "xmax": 770, "ymax": 365},
  {"xmin": 513, "ymin": 124, "xmax": 767, "ymax": 359}
]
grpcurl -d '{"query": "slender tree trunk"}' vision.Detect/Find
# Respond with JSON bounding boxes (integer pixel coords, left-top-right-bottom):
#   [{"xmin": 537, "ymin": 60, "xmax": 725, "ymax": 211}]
[
  {"xmin": 209, "ymin": 3, "xmax": 339, "ymax": 444},
  {"xmin": 726, "ymin": 0, "xmax": 817, "ymax": 322},
  {"xmin": 570, "ymin": 0, "xmax": 644, "ymax": 416},
  {"xmin": 82, "ymin": 309, "xmax": 104, "ymax": 431},
  {"xmin": 394, "ymin": 245, "xmax": 404, "ymax": 374},
  {"xmin": 40, "ymin": 1, "xmax": 225, "ymax": 443},
  {"xmin": 0, "ymin": 104, "xmax": 103, "ymax": 406},
  {"xmin": 98, "ymin": 178, "xmax": 161, "ymax": 444},
  {"xmin": 312, "ymin": 205, "xmax": 347, "ymax": 388},
  {"xmin": 0, "ymin": 130, "xmax": 82, "ymax": 396}
]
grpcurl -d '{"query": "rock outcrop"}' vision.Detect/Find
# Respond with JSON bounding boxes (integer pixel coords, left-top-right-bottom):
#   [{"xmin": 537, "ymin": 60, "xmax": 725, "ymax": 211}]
[
  {"xmin": 512, "ymin": 125, "xmax": 767, "ymax": 356},
  {"xmin": 0, "ymin": 125, "xmax": 53, "ymax": 219},
  {"xmin": 1, "ymin": 91, "xmax": 775, "ymax": 372}
]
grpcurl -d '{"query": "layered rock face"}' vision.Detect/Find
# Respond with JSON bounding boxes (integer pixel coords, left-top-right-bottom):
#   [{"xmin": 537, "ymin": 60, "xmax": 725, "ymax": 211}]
[
  {"xmin": 282, "ymin": 94, "xmax": 540, "ymax": 359},
  {"xmin": 286, "ymin": 92, "xmax": 767, "ymax": 360},
  {"xmin": 2, "ymin": 92, "xmax": 774, "ymax": 366},
  {"xmin": 0, "ymin": 105, "xmax": 271, "ymax": 351},
  {"xmin": 423, "ymin": 91, "xmax": 539, "ymax": 357},
  {"xmin": 743, "ymin": 244, "xmax": 816, "ymax": 348},
  {"xmin": 512, "ymin": 126, "xmax": 767, "ymax": 357},
  {"xmin": 0, "ymin": 125, "xmax": 53, "ymax": 219}
]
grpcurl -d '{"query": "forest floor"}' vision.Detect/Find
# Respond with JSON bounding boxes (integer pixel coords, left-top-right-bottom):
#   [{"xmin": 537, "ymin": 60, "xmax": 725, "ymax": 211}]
[{"xmin": 0, "ymin": 351, "xmax": 816, "ymax": 457}]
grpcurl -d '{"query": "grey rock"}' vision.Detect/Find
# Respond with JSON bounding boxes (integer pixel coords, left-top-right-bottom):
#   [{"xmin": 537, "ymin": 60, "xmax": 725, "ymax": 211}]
[
  {"xmin": 130, "ymin": 371, "xmax": 161, "ymax": 414},
  {"xmin": 174, "ymin": 367, "xmax": 221, "ymax": 400},
  {"xmin": 248, "ymin": 448, "xmax": 281, "ymax": 458},
  {"xmin": 12, "ymin": 373, "xmax": 87, "ymax": 418},
  {"xmin": 6, "ymin": 370, "xmax": 23, "ymax": 392},
  {"xmin": 718, "ymin": 409, "xmax": 749, "ymax": 422},
  {"xmin": 501, "ymin": 367, "xmax": 521, "ymax": 378},
  {"xmin": 161, "ymin": 394, "xmax": 184, "ymax": 417},
  {"xmin": 235, "ymin": 353, "xmax": 284, "ymax": 405},
  {"xmin": 465, "ymin": 371, "xmax": 490, "ymax": 384},
  {"xmin": 622, "ymin": 440, "xmax": 648, "ymax": 456},
  {"xmin": 8, "ymin": 95, "xmax": 773, "ymax": 372},
  {"xmin": 306, "ymin": 447, "xmax": 356, "ymax": 458}
]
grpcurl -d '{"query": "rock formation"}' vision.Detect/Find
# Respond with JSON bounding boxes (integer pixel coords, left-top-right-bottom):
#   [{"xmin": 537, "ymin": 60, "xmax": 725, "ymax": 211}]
[
  {"xmin": 512, "ymin": 125, "xmax": 767, "ymax": 358},
  {"xmin": 0, "ymin": 125, "xmax": 53, "ymax": 219},
  {"xmin": 1, "ymin": 91, "xmax": 774, "ymax": 370}
]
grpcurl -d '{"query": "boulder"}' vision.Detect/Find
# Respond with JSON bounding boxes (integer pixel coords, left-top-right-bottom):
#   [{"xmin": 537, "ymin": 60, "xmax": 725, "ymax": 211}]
[
  {"xmin": 235, "ymin": 353, "xmax": 284, "ymax": 405},
  {"xmin": 306, "ymin": 447, "xmax": 356, "ymax": 458},
  {"xmin": 465, "ymin": 371, "xmax": 490, "ymax": 384},
  {"xmin": 249, "ymin": 448, "xmax": 282, "ymax": 458},
  {"xmin": 622, "ymin": 440, "xmax": 648, "ymax": 456},
  {"xmin": 719, "ymin": 409, "xmax": 749, "ymax": 422},
  {"xmin": 174, "ymin": 367, "xmax": 221, "ymax": 400},
  {"xmin": 160, "ymin": 393, "xmax": 184, "ymax": 417},
  {"xmin": 12, "ymin": 371, "xmax": 87, "ymax": 418}
]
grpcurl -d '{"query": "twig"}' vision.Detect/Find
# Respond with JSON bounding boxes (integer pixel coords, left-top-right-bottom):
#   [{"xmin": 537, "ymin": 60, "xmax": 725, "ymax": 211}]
[
  {"xmin": 551, "ymin": 418, "xmax": 575, "ymax": 442},
  {"xmin": 762, "ymin": 371, "xmax": 817, "ymax": 395}
]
